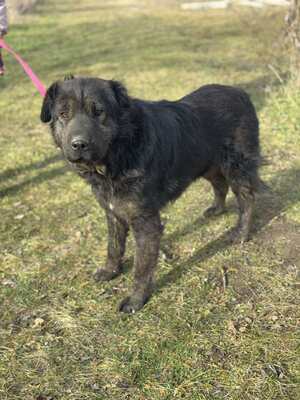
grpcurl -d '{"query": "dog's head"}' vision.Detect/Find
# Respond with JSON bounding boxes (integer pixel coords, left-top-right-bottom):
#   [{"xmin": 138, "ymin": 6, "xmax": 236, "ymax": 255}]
[{"xmin": 40, "ymin": 76, "xmax": 131, "ymax": 168}]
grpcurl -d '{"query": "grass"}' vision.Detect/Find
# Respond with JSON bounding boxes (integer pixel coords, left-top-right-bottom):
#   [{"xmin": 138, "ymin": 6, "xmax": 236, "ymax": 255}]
[{"xmin": 0, "ymin": 1, "xmax": 299, "ymax": 399}]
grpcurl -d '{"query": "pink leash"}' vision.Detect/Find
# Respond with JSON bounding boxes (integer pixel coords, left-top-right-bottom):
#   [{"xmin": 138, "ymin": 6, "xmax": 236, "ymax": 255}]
[{"xmin": 0, "ymin": 38, "xmax": 46, "ymax": 97}]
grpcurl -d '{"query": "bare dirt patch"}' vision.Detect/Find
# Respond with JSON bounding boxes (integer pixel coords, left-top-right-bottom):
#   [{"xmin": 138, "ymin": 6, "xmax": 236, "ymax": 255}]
[{"xmin": 258, "ymin": 216, "xmax": 300, "ymax": 269}]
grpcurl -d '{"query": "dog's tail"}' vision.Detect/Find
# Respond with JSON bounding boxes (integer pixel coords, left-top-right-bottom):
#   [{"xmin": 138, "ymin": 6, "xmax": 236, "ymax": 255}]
[{"xmin": 255, "ymin": 156, "xmax": 270, "ymax": 193}]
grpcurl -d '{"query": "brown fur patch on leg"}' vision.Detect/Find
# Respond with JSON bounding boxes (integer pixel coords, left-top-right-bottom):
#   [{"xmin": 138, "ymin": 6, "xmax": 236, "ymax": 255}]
[
  {"xmin": 94, "ymin": 211, "xmax": 128, "ymax": 282},
  {"xmin": 203, "ymin": 168, "xmax": 229, "ymax": 217},
  {"xmin": 230, "ymin": 184, "xmax": 255, "ymax": 243}
]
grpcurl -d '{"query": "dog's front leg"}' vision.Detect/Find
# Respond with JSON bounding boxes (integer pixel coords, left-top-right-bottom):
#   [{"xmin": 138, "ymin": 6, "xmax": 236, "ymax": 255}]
[
  {"xmin": 119, "ymin": 213, "xmax": 163, "ymax": 313},
  {"xmin": 94, "ymin": 210, "xmax": 128, "ymax": 282}
]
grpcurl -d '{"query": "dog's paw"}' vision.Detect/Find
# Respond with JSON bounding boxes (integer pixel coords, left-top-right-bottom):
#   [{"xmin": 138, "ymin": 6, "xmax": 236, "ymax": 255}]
[
  {"xmin": 203, "ymin": 205, "xmax": 225, "ymax": 218},
  {"xmin": 228, "ymin": 228, "xmax": 249, "ymax": 244},
  {"xmin": 118, "ymin": 295, "xmax": 147, "ymax": 314},
  {"xmin": 93, "ymin": 267, "xmax": 121, "ymax": 282}
]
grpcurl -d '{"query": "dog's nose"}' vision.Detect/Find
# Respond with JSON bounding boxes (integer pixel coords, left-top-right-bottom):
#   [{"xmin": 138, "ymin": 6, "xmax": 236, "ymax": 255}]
[{"xmin": 71, "ymin": 138, "xmax": 89, "ymax": 152}]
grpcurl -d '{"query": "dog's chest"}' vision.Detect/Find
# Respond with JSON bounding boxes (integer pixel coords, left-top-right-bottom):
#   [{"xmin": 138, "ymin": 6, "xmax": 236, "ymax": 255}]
[
  {"xmin": 92, "ymin": 177, "xmax": 142, "ymax": 222},
  {"xmin": 108, "ymin": 196, "xmax": 141, "ymax": 221}
]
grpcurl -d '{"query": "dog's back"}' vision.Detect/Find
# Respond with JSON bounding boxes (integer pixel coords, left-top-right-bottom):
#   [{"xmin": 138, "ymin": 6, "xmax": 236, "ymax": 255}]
[
  {"xmin": 181, "ymin": 84, "xmax": 259, "ymax": 152},
  {"xmin": 181, "ymin": 84, "xmax": 261, "ymax": 183}
]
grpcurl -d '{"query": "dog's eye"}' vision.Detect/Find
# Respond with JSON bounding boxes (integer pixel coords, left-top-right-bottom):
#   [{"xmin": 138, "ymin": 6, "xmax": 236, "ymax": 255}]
[
  {"xmin": 94, "ymin": 109, "xmax": 103, "ymax": 117},
  {"xmin": 91, "ymin": 103, "xmax": 104, "ymax": 118},
  {"xmin": 58, "ymin": 110, "xmax": 69, "ymax": 119}
]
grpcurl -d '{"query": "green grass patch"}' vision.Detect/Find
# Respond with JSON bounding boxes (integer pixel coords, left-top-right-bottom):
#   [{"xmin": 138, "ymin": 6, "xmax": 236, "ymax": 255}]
[{"xmin": 0, "ymin": 1, "xmax": 299, "ymax": 399}]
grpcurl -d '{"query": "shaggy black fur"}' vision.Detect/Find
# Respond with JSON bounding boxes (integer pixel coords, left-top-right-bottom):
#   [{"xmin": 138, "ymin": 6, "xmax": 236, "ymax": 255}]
[{"xmin": 41, "ymin": 77, "xmax": 262, "ymax": 313}]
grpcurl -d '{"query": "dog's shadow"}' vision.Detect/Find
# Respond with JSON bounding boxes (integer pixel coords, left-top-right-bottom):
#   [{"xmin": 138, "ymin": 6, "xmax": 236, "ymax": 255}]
[
  {"xmin": 0, "ymin": 154, "xmax": 64, "ymax": 198},
  {"xmin": 155, "ymin": 166, "xmax": 300, "ymax": 291}
]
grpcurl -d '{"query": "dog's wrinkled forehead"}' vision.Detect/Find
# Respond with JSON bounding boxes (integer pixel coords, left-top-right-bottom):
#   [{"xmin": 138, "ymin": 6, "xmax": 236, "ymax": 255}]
[{"xmin": 59, "ymin": 78, "xmax": 114, "ymax": 105}]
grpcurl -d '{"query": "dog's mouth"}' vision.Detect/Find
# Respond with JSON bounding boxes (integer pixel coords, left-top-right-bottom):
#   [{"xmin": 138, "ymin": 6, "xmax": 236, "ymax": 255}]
[{"xmin": 68, "ymin": 159, "xmax": 106, "ymax": 176}]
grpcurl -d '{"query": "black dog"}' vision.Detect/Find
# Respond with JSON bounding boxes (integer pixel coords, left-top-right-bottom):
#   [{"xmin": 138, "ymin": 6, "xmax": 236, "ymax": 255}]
[{"xmin": 41, "ymin": 76, "xmax": 262, "ymax": 313}]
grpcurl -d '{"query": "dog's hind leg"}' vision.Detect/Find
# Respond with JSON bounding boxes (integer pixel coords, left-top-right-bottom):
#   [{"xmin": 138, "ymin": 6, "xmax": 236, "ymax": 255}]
[
  {"xmin": 229, "ymin": 181, "xmax": 255, "ymax": 244},
  {"xmin": 203, "ymin": 170, "xmax": 229, "ymax": 218},
  {"xmin": 119, "ymin": 213, "xmax": 163, "ymax": 313},
  {"xmin": 94, "ymin": 211, "xmax": 129, "ymax": 282},
  {"xmin": 225, "ymin": 149, "xmax": 260, "ymax": 243}
]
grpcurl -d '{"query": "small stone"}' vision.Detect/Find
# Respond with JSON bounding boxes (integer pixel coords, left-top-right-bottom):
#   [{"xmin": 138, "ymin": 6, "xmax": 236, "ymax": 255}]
[
  {"xmin": 14, "ymin": 214, "xmax": 24, "ymax": 220},
  {"xmin": 32, "ymin": 318, "xmax": 45, "ymax": 328},
  {"xmin": 2, "ymin": 279, "xmax": 17, "ymax": 288}
]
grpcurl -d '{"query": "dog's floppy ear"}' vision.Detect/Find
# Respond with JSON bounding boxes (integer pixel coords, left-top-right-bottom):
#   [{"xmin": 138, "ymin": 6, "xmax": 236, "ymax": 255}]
[
  {"xmin": 40, "ymin": 82, "xmax": 59, "ymax": 123},
  {"xmin": 110, "ymin": 80, "xmax": 130, "ymax": 109}
]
